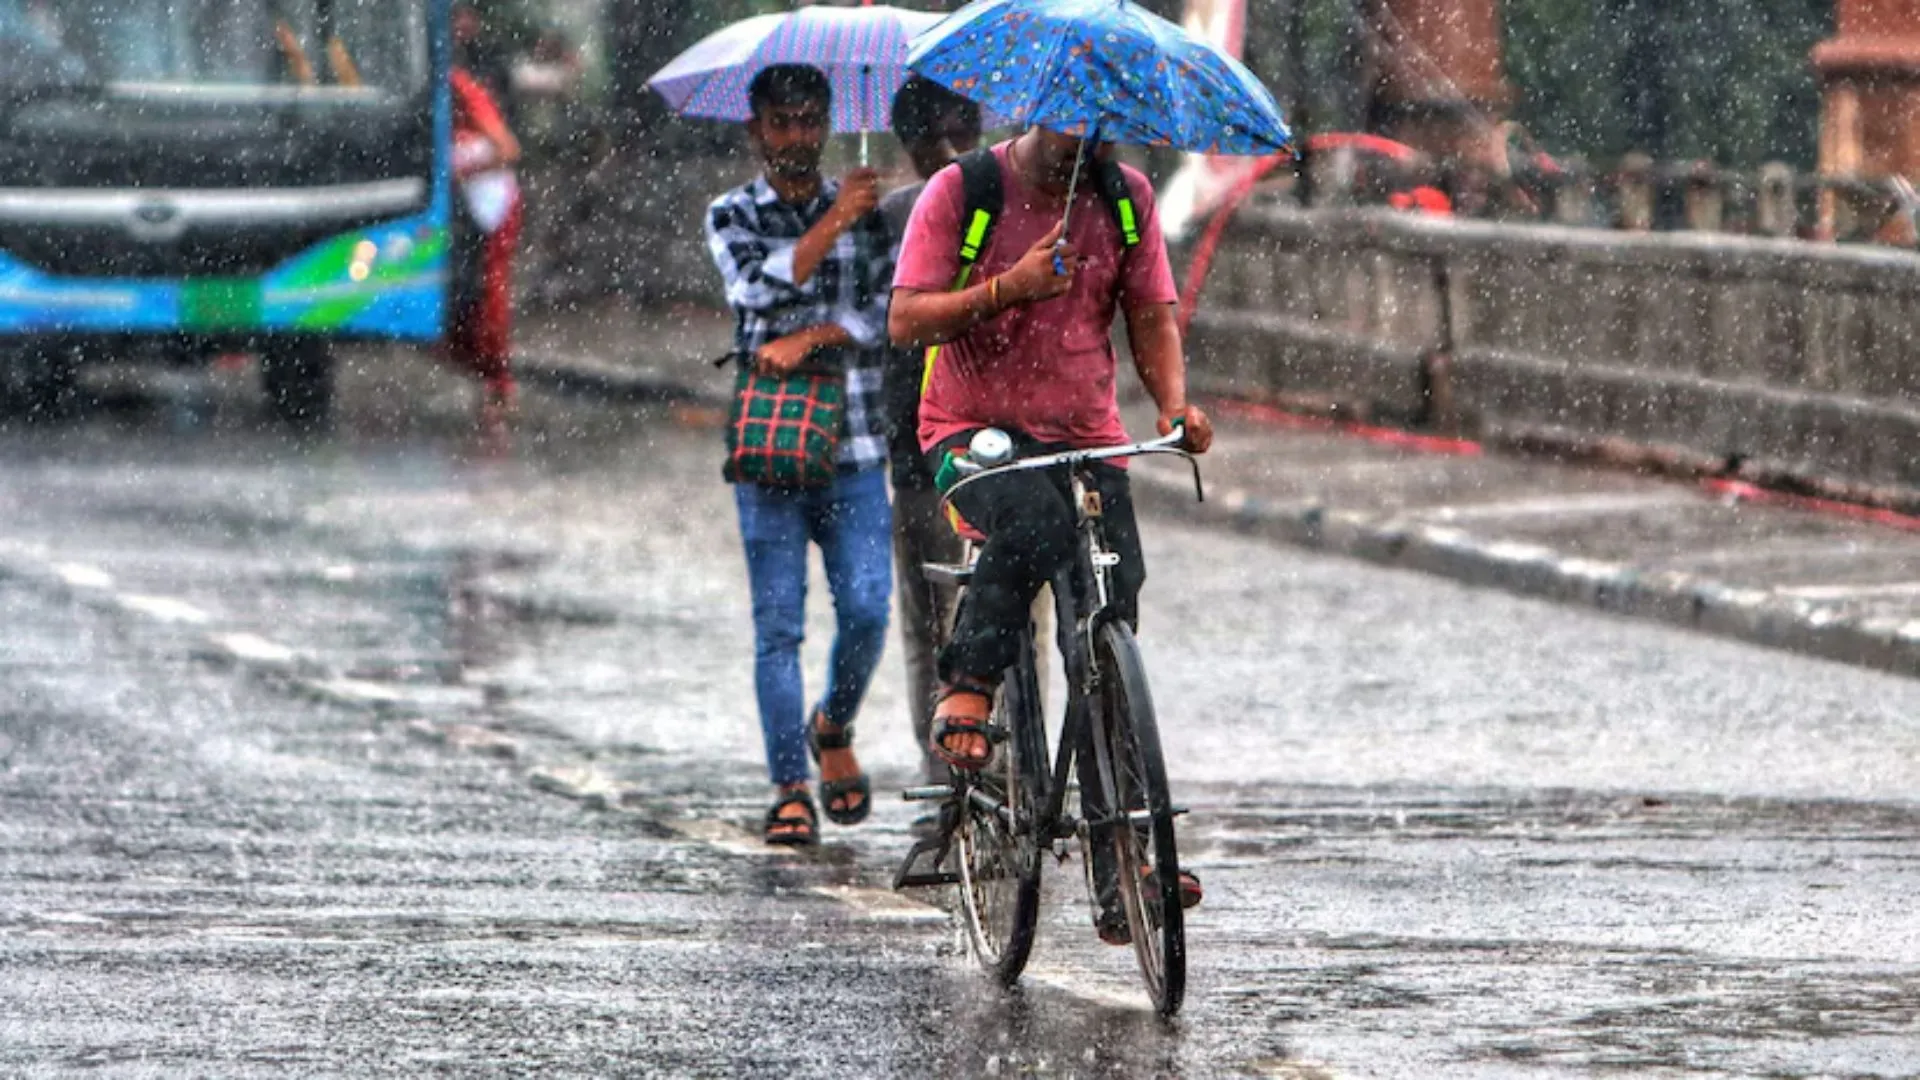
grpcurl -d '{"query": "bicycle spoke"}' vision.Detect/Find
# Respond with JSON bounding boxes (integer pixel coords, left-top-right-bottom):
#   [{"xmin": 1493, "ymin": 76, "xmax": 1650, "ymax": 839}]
[
  {"xmin": 1088, "ymin": 622, "xmax": 1186, "ymax": 1016},
  {"xmin": 955, "ymin": 637, "xmax": 1046, "ymax": 985}
]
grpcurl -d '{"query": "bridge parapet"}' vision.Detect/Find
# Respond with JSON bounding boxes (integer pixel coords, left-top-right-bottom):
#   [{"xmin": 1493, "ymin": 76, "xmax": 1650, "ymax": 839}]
[{"xmin": 1188, "ymin": 206, "xmax": 1920, "ymax": 500}]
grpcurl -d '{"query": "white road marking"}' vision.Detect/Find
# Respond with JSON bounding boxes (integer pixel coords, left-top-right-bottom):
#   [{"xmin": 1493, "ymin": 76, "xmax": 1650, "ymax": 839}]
[
  {"xmin": 666, "ymin": 817, "xmax": 793, "ymax": 859},
  {"xmin": 52, "ymin": 562, "xmax": 113, "ymax": 590},
  {"xmin": 805, "ymin": 884, "xmax": 948, "ymax": 925},
  {"xmin": 302, "ymin": 678, "xmax": 486, "ymax": 711},
  {"xmin": 527, "ymin": 765, "xmax": 626, "ymax": 809},
  {"xmin": 1245, "ymin": 1060, "xmax": 1346, "ymax": 1079},
  {"xmin": 1775, "ymin": 581, "xmax": 1920, "ymax": 601},
  {"xmin": 205, "ymin": 632, "xmax": 298, "ymax": 666},
  {"xmin": 1414, "ymin": 491, "xmax": 1698, "ymax": 522},
  {"xmin": 1021, "ymin": 964, "xmax": 1156, "ymax": 1012},
  {"xmin": 116, "ymin": 594, "xmax": 212, "ymax": 624}
]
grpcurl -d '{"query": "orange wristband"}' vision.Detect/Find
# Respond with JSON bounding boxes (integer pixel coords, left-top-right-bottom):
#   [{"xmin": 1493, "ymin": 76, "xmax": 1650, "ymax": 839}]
[{"xmin": 989, "ymin": 275, "xmax": 1005, "ymax": 312}]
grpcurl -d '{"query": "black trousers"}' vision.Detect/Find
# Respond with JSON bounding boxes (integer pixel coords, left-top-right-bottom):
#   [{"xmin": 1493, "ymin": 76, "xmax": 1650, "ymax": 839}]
[{"xmin": 928, "ymin": 430, "xmax": 1146, "ymax": 685}]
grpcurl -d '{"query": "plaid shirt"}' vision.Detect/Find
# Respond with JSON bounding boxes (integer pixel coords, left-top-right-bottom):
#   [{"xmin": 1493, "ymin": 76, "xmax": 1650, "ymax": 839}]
[{"xmin": 706, "ymin": 176, "xmax": 894, "ymax": 473}]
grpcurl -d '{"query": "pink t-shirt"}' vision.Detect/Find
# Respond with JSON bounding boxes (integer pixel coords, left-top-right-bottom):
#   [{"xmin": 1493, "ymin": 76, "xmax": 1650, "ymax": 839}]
[{"xmin": 892, "ymin": 141, "xmax": 1178, "ymax": 454}]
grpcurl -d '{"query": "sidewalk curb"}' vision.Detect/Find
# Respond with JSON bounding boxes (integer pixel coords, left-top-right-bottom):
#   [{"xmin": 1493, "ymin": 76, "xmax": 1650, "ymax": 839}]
[{"xmin": 1131, "ymin": 467, "xmax": 1920, "ymax": 680}]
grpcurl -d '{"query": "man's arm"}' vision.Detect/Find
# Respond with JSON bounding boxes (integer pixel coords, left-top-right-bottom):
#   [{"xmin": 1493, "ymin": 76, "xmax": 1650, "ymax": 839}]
[
  {"xmin": 791, "ymin": 168, "xmax": 879, "ymax": 287},
  {"xmin": 889, "ymin": 222, "xmax": 1076, "ymax": 348},
  {"xmin": 755, "ymin": 322, "xmax": 854, "ymax": 376},
  {"xmin": 1124, "ymin": 300, "xmax": 1213, "ymax": 452},
  {"xmin": 705, "ymin": 200, "xmax": 803, "ymax": 316}
]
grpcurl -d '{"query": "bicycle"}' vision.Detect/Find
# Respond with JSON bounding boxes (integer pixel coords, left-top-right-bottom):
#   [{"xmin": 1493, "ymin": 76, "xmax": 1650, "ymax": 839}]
[{"xmin": 892, "ymin": 426, "xmax": 1205, "ymax": 1017}]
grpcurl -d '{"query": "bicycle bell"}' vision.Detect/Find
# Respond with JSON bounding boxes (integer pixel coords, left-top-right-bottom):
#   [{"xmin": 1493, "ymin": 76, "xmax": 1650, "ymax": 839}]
[{"xmin": 968, "ymin": 428, "xmax": 1014, "ymax": 468}]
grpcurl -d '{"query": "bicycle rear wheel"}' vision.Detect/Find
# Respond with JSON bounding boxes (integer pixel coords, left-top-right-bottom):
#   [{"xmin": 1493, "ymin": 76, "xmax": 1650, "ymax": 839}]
[
  {"xmin": 1086, "ymin": 621, "xmax": 1186, "ymax": 1016},
  {"xmin": 956, "ymin": 627, "xmax": 1048, "ymax": 984}
]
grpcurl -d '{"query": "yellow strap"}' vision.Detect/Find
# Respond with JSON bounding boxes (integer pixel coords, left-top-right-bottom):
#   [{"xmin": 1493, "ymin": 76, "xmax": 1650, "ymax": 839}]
[
  {"xmin": 920, "ymin": 263, "xmax": 977, "ymax": 394},
  {"xmin": 959, "ymin": 208, "xmax": 992, "ymax": 261},
  {"xmin": 1116, "ymin": 197, "xmax": 1139, "ymax": 246}
]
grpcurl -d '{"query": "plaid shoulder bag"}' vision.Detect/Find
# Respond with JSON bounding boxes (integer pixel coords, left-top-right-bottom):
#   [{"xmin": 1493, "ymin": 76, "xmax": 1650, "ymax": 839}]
[{"xmin": 721, "ymin": 354, "xmax": 845, "ymax": 488}]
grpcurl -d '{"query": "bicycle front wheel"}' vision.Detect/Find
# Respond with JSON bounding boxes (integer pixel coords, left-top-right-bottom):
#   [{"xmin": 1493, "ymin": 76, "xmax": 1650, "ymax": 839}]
[
  {"xmin": 956, "ymin": 627, "xmax": 1047, "ymax": 985},
  {"xmin": 1086, "ymin": 621, "xmax": 1186, "ymax": 1016}
]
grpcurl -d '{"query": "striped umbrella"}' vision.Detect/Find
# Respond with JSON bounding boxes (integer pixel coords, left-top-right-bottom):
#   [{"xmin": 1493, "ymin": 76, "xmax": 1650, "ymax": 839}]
[{"xmin": 647, "ymin": 4, "xmax": 949, "ymax": 164}]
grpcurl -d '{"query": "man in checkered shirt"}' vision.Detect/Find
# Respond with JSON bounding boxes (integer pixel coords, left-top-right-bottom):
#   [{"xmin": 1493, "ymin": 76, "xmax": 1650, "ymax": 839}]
[{"xmin": 704, "ymin": 64, "xmax": 894, "ymax": 847}]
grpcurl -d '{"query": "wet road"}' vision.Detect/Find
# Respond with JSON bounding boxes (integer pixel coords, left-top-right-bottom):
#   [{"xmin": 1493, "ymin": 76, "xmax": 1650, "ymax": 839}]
[{"xmin": 3, "ymin": 353, "xmax": 1920, "ymax": 1078}]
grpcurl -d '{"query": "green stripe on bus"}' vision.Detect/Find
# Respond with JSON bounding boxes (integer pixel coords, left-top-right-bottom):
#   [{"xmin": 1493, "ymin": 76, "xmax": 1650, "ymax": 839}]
[{"xmin": 181, "ymin": 280, "xmax": 263, "ymax": 330}]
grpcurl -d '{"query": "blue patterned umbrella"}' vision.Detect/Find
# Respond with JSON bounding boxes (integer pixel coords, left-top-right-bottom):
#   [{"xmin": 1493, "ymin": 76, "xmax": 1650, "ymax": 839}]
[
  {"xmin": 647, "ymin": 5, "xmax": 946, "ymax": 162},
  {"xmin": 906, "ymin": 0, "xmax": 1290, "ymax": 156}
]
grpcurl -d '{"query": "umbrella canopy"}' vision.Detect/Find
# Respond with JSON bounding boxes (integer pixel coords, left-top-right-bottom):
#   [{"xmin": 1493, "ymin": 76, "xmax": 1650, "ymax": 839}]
[
  {"xmin": 906, "ymin": 0, "xmax": 1290, "ymax": 156},
  {"xmin": 647, "ymin": 5, "xmax": 945, "ymax": 135}
]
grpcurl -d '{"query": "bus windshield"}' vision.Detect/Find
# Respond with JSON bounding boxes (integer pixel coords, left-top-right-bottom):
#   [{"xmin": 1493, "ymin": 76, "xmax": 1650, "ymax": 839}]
[{"xmin": 0, "ymin": 0, "xmax": 427, "ymax": 100}]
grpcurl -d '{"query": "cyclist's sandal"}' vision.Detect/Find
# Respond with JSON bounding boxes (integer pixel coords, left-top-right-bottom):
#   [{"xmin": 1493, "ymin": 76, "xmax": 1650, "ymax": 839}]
[
  {"xmin": 764, "ymin": 788, "xmax": 819, "ymax": 847},
  {"xmin": 808, "ymin": 709, "xmax": 872, "ymax": 826},
  {"xmin": 929, "ymin": 677, "xmax": 998, "ymax": 771},
  {"xmin": 1094, "ymin": 869, "xmax": 1205, "ymax": 946}
]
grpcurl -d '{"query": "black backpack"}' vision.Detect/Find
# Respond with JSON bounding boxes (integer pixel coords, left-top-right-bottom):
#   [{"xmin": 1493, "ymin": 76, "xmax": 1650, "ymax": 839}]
[
  {"xmin": 947, "ymin": 145, "xmax": 1143, "ymax": 288},
  {"xmin": 918, "ymin": 147, "xmax": 1146, "ymax": 394}
]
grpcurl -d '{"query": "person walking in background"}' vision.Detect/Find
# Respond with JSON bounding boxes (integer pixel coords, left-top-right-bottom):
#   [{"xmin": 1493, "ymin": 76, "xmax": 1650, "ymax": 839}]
[
  {"xmin": 879, "ymin": 76, "xmax": 982, "ymax": 807},
  {"xmin": 705, "ymin": 64, "xmax": 895, "ymax": 846},
  {"xmin": 449, "ymin": 3, "xmax": 524, "ymax": 419}
]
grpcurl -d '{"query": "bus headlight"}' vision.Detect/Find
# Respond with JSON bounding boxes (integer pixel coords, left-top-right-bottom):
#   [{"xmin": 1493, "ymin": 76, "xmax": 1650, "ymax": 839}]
[{"xmin": 349, "ymin": 239, "xmax": 378, "ymax": 282}]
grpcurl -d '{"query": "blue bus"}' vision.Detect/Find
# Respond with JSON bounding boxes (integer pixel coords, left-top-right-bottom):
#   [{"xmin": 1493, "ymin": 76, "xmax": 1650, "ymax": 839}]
[{"xmin": 0, "ymin": 0, "xmax": 452, "ymax": 425}]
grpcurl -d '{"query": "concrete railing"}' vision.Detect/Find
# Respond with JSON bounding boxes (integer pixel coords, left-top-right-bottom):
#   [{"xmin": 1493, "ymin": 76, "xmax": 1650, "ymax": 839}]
[{"xmin": 1186, "ymin": 206, "xmax": 1920, "ymax": 501}]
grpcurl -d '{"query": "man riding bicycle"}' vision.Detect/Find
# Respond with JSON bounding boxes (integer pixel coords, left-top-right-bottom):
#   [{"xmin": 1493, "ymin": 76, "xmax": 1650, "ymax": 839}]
[{"xmin": 888, "ymin": 124, "xmax": 1212, "ymax": 942}]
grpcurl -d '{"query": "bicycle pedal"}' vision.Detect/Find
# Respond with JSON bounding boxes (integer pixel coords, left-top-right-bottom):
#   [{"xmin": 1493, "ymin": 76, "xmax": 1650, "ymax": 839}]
[
  {"xmin": 892, "ymin": 837, "xmax": 961, "ymax": 890},
  {"xmin": 901, "ymin": 785, "xmax": 954, "ymax": 802}
]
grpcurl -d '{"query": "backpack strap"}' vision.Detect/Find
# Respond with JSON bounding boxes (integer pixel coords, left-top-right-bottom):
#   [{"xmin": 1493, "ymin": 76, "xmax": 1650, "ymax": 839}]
[
  {"xmin": 920, "ymin": 148, "xmax": 1139, "ymax": 397},
  {"xmin": 922, "ymin": 148, "xmax": 1004, "ymax": 394},
  {"xmin": 954, "ymin": 147, "xmax": 1003, "ymax": 278},
  {"xmin": 1091, "ymin": 156, "xmax": 1142, "ymax": 249}
]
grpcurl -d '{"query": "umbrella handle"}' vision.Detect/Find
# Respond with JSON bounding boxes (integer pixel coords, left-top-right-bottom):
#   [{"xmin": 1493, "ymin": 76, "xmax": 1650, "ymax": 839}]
[
  {"xmin": 1054, "ymin": 123, "xmax": 1097, "ymax": 275},
  {"xmin": 859, "ymin": 65, "xmax": 871, "ymax": 167}
]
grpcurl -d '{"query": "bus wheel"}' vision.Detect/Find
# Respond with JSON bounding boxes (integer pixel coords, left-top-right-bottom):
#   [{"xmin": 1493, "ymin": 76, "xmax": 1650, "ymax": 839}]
[
  {"xmin": 0, "ymin": 345, "xmax": 80, "ymax": 425},
  {"xmin": 261, "ymin": 342, "xmax": 335, "ymax": 429}
]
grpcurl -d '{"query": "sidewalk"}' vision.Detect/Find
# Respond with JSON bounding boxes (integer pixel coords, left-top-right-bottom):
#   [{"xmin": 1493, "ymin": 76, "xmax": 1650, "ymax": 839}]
[{"xmin": 515, "ymin": 302, "xmax": 1920, "ymax": 679}]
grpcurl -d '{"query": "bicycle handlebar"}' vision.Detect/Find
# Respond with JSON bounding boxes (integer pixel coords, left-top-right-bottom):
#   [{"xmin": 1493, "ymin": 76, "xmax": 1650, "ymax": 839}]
[{"xmin": 941, "ymin": 429, "xmax": 1206, "ymax": 508}]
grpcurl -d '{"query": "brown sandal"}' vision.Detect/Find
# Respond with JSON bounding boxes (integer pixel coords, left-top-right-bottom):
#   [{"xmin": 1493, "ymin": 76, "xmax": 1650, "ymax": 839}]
[
  {"xmin": 930, "ymin": 678, "xmax": 997, "ymax": 771},
  {"xmin": 764, "ymin": 788, "xmax": 818, "ymax": 847}
]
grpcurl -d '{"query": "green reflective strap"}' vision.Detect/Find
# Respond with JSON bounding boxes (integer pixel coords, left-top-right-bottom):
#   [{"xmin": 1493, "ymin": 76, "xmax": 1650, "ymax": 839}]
[
  {"xmin": 1116, "ymin": 198, "xmax": 1139, "ymax": 247},
  {"xmin": 959, "ymin": 208, "xmax": 992, "ymax": 262}
]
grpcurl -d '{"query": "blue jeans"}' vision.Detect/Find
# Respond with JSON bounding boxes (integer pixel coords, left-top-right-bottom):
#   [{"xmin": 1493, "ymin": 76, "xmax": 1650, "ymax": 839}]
[{"xmin": 733, "ymin": 468, "xmax": 892, "ymax": 788}]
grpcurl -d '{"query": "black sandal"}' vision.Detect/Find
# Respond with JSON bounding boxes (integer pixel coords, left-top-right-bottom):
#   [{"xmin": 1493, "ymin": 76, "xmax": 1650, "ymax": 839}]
[
  {"xmin": 930, "ymin": 678, "xmax": 997, "ymax": 771},
  {"xmin": 808, "ymin": 710, "xmax": 871, "ymax": 827},
  {"xmin": 764, "ymin": 788, "xmax": 818, "ymax": 847}
]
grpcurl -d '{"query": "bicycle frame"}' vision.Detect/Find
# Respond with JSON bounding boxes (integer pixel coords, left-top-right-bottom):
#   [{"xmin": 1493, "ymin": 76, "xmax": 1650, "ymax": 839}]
[{"xmin": 896, "ymin": 430, "xmax": 1204, "ymax": 869}]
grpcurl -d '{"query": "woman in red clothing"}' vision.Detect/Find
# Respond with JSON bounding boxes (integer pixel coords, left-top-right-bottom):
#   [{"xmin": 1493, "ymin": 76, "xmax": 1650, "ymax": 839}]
[{"xmin": 448, "ymin": 39, "xmax": 523, "ymax": 415}]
